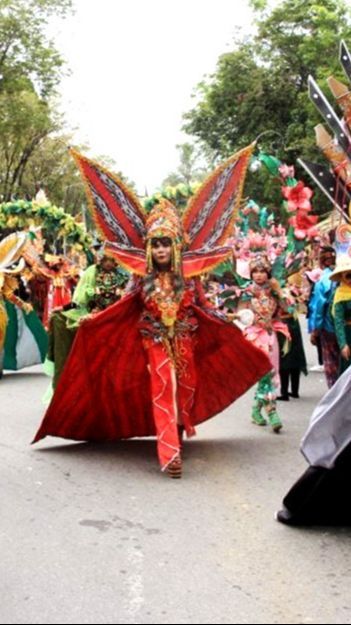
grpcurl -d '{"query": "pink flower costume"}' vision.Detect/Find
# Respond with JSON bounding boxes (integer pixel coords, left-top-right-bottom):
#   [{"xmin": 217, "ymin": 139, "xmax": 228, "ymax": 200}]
[{"xmin": 240, "ymin": 261, "xmax": 292, "ymax": 432}]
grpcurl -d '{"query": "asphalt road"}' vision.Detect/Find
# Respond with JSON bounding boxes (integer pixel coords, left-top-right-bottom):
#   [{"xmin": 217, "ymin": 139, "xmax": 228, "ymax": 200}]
[{"xmin": 1, "ymin": 335, "xmax": 351, "ymax": 624}]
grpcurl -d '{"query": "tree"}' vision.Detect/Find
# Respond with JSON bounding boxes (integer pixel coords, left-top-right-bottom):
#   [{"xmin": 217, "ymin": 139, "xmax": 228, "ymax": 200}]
[
  {"xmin": 183, "ymin": 0, "xmax": 351, "ymax": 206},
  {"xmin": 162, "ymin": 142, "xmax": 208, "ymax": 187},
  {"xmin": 19, "ymin": 134, "xmax": 88, "ymax": 213},
  {"xmin": 0, "ymin": 0, "xmax": 73, "ymax": 97},
  {"xmin": 0, "ymin": 0, "xmax": 74, "ymax": 202},
  {"xmin": 0, "ymin": 90, "xmax": 59, "ymax": 201}
]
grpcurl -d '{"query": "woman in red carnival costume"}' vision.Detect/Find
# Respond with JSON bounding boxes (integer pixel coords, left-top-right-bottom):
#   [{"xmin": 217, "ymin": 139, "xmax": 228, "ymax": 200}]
[{"xmin": 33, "ymin": 145, "xmax": 271, "ymax": 478}]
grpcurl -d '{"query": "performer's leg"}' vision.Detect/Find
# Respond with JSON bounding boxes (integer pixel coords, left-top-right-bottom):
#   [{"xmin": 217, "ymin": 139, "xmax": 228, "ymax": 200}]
[
  {"xmin": 251, "ymin": 378, "xmax": 268, "ymax": 426},
  {"xmin": 266, "ymin": 400, "xmax": 283, "ymax": 433},
  {"xmin": 145, "ymin": 341, "xmax": 182, "ymax": 475},
  {"xmin": 320, "ymin": 330, "xmax": 340, "ymax": 388},
  {"xmin": 290, "ymin": 368, "xmax": 300, "ymax": 398},
  {"xmin": 175, "ymin": 336, "xmax": 196, "ymax": 440},
  {"xmin": 260, "ymin": 371, "xmax": 282, "ymax": 433},
  {"xmin": 316, "ymin": 336, "xmax": 323, "ymax": 365},
  {"xmin": 278, "ymin": 369, "xmax": 290, "ymax": 400}
]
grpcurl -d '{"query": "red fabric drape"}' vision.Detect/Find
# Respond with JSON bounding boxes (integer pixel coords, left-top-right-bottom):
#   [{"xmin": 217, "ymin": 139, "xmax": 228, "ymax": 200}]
[{"xmin": 33, "ymin": 291, "xmax": 271, "ymax": 444}]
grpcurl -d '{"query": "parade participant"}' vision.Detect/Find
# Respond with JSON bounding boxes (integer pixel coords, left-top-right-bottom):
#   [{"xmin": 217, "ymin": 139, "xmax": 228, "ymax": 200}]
[
  {"xmin": 240, "ymin": 256, "xmax": 293, "ymax": 433},
  {"xmin": 276, "ymin": 234, "xmax": 351, "ymax": 525},
  {"xmin": 33, "ymin": 145, "xmax": 271, "ymax": 478},
  {"xmin": 305, "ymin": 266, "xmax": 324, "ymax": 369},
  {"xmin": 41, "ymin": 254, "xmax": 78, "ymax": 328},
  {"xmin": 24, "ymin": 248, "xmax": 79, "ymax": 329},
  {"xmin": 48, "ymin": 252, "xmax": 129, "ymax": 389},
  {"xmin": 3, "ymin": 279, "xmax": 47, "ymax": 374},
  {"xmin": 23, "ymin": 228, "xmax": 48, "ymax": 322},
  {"xmin": 203, "ymin": 275, "xmax": 221, "ymax": 308},
  {"xmin": 72, "ymin": 252, "xmax": 128, "ymax": 315},
  {"xmin": 278, "ymin": 311, "xmax": 307, "ymax": 400},
  {"xmin": 309, "ymin": 246, "xmax": 338, "ymax": 387},
  {"xmin": 276, "ymin": 362, "xmax": 351, "ymax": 526},
  {"xmin": 0, "ymin": 233, "xmax": 46, "ymax": 378},
  {"xmin": 278, "ymin": 274, "xmax": 308, "ymax": 400},
  {"xmin": 330, "ymin": 225, "xmax": 351, "ymax": 374}
]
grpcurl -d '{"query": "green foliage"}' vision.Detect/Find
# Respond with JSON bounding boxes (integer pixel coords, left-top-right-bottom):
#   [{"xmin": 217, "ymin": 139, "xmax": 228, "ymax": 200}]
[
  {"xmin": 0, "ymin": 0, "xmax": 74, "ymax": 202},
  {"xmin": 0, "ymin": 198, "xmax": 92, "ymax": 252},
  {"xmin": 0, "ymin": 0, "xmax": 73, "ymax": 97},
  {"xmin": 249, "ymin": 0, "xmax": 268, "ymax": 10},
  {"xmin": 144, "ymin": 181, "xmax": 200, "ymax": 214},
  {"xmin": 162, "ymin": 143, "xmax": 209, "ymax": 187},
  {"xmin": 19, "ymin": 135, "xmax": 87, "ymax": 213},
  {"xmin": 0, "ymin": 90, "xmax": 59, "ymax": 201},
  {"xmin": 183, "ymin": 0, "xmax": 351, "ymax": 207}
]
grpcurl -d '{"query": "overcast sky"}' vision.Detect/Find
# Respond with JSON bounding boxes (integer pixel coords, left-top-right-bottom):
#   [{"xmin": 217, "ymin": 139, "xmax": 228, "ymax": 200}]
[{"xmin": 51, "ymin": 0, "xmax": 254, "ymax": 193}]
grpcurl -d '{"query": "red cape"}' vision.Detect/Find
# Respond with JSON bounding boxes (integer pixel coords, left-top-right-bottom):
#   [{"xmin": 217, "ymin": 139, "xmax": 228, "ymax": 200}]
[{"xmin": 33, "ymin": 292, "xmax": 271, "ymax": 443}]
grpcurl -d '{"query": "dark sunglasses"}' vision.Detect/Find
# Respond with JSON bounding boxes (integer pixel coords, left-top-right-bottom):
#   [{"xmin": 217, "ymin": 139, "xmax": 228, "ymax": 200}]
[
  {"xmin": 344, "ymin": 272, "xmax": 351, "ymax": 280},
  {"xmin": 151, "ymin": 237, "xmax": 172, "ymax": 249}
]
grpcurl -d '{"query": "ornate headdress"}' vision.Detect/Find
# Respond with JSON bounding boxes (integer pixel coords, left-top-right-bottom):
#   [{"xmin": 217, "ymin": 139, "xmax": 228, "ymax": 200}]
[
  {"xmin": 145, "ymin": 199, "xmax": 183, "ymax": 272},
  {"xmin": 69, "ymin": 143, "xmax": 255, "ymax": 278},
  {"xmin": 235, "ymin": 229, "xmax": 277, "ymax": 279},
  {"xmin": 249, "ymin": 254, "xmax": 271, "ymax": 275},
  {"xmin": 145, "ymin": 199, "xmax": 182, "ymax": 241}
]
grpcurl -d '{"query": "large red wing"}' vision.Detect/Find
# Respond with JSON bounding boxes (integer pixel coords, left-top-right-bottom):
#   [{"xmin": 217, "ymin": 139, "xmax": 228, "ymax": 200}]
[
  {"xmin": 182, "ymin": 143, "xmax": 254, "ymax": 251},
  {"xmin": 105, "ymin": 244, "xmax": 233, "ymax": 278},
  {"xmin": 70, "ymin": 149, "xmax": 146, "ymax": 248},
  {"xmin": 182, "ymin": 247, "xmax": 233, "ymax": 278},
  {"xmin": 104, "ymin": 242, "xmax": 147, "ymax": 276}
]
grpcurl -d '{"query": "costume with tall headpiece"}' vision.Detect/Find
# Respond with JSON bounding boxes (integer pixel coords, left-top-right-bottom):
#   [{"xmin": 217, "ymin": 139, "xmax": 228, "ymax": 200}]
[
  {"xmin": 0, "ymin": 233, "xmax": 47, "ymax": 376},
  {"xmin": 235, "ymin": 233, "xmax": 294, "ymax": 431},
  {"xmin": 33, "ymin": 145, "xmax": 271, "ymax": 476}
]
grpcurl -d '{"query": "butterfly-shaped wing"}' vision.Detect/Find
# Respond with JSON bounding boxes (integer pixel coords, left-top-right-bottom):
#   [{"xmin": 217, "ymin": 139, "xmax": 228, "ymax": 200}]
[
  {"xmin": 70, "ymin": 149, "xmax": 146, "ymax": 248},
  {"xmin": 104, "ymin": 242, "xmax": 147, "ymax": 276},
  {"xmin": 182, "ymin": 247, "xmax": 233, "ymax": 278},
  {"xmin": 182, "ymin": 143, "xmax": 254, "ymax": 251}
]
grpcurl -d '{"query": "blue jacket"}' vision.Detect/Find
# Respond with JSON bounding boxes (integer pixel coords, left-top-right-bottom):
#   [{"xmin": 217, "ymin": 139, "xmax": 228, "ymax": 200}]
[{"xmin": 308, "ymin": 268, "xmax": 336, "ymax": 334}]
